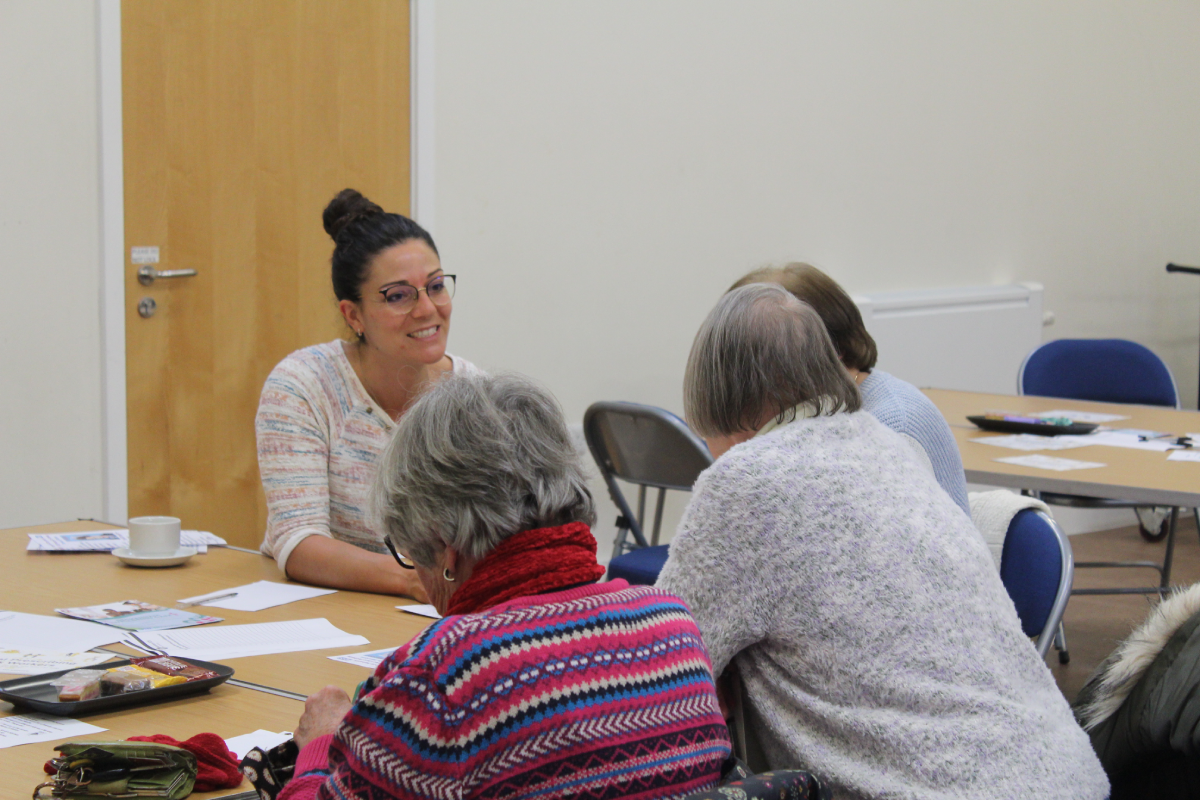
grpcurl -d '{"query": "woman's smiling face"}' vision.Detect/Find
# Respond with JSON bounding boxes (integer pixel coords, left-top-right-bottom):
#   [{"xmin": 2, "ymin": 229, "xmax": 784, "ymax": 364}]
[{"xmin": 344, "ymin": 238, "xmax": 451, "ymax": 366}]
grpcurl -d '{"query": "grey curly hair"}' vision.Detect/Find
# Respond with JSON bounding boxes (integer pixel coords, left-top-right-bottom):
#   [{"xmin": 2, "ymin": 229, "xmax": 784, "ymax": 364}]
[{"xmin": 369, "ymin": 371, "xmax": 596, "ymax": 568}]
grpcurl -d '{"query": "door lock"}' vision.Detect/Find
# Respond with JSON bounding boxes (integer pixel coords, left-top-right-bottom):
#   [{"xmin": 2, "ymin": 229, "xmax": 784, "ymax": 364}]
[{"xmin": 137, "ymin": 297, "xmax": 157, "ymax": 318}]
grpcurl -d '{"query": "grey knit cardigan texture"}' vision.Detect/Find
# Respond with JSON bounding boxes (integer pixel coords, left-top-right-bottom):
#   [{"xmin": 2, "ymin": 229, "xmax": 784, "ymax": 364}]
[{"xmin": 657, "ymin": 411, "xmax": 1108, "ymax": 800}]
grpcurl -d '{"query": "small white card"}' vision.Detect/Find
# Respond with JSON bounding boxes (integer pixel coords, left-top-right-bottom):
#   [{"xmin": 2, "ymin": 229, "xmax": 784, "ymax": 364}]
[
  {"xmin": 328, "ymin": 647, "xmax": 397, "ymax": 670},
  {"xmin": 396, "ymin": 604, "xmax": 441, "ymax": 619},
  {"xmin": 1167, "ymin": 450, "xmax": 1200, "ymax": 462},
  {"xmin": 995, "ymin": 455, "xmax": 1107, "ymax": 472},
  {"xmin": 1033, "ymin": 409, "xmax": 1130, "ymax": 424},
  {"xmin": 0, "ymin": 713, "xmax": 106, "ymax": 749},
  {"xmin": 178, "ymin": 581, "xmax": 336, "ymax": 612},
  {"xmin": 223, "ymin": 729, "xmax": 294, "ymax": 761}
]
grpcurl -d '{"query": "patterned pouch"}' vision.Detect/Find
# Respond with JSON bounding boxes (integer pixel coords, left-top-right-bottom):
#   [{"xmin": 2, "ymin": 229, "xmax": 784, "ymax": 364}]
[
  {"xmin": 239, "ymin": 738, "xmax": 299, "ymax": 800},
  {"xmin": 683, "ymin": 756, "xmax": 831, "ymax": 800}
]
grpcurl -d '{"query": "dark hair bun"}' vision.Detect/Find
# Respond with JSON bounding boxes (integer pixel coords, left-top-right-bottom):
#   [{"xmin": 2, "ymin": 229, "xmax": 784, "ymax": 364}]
[{"xmin": 323, "ymin": 188, "xmax": 384, "ymax": 241}]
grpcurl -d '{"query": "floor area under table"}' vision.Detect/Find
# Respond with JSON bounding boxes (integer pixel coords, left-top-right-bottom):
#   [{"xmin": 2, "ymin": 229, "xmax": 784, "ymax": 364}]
[{"xmin": 1047, "ymin": 514, "xmax": 1200, "ymax": 702}]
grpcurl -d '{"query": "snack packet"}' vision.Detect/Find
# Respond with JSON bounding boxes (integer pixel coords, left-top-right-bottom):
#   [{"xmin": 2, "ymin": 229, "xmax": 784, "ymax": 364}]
[
  {"xmin": 49, "ymin": 669, "xmax": 105, "ymax": 702},
  {"xmin": 132, "ymin": 655, "xmax": 218, "ymax": 682}
]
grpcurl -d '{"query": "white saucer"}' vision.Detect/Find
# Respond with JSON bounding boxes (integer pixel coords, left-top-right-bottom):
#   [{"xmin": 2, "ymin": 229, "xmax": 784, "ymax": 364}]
[{"xmin": 113, "ymin": 546, "xmax": 197, "ymax": 568}]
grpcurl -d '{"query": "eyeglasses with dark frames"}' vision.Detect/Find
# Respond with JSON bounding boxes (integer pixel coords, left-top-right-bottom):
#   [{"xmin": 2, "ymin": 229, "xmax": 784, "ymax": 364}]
[
  {"xmin": 384, "ymin": 537, "xmax": 415, "ymax": 570},
  {"xmin": 376, "ymin": 274, "xmax": 456, "ymax": 315}
]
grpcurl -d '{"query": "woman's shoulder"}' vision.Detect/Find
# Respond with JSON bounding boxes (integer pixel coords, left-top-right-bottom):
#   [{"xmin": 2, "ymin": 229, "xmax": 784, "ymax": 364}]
[{"xmin": 267, "ymin": 340, "xmax": 349, "ymax": 384}]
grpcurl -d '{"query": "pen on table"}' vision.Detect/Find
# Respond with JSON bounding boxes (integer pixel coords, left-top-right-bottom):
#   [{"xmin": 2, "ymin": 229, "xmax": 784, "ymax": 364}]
[{"xmin": 179, "ymin": 591, "xmax": 238, "ymax": 607}]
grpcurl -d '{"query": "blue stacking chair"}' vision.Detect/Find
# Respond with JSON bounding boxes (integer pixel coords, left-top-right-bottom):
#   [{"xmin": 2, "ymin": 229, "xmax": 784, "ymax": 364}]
[
  {"xmin": 999, "ymin": 509, "xmax": 1074, "ymax": 663},
  {"xmin": 583, "ymin": 401, "xmax": 712, "ymax": 585},
  {"xmin": 1019, "ymin": 338, "xmax": 1191, "ymax": 596}
]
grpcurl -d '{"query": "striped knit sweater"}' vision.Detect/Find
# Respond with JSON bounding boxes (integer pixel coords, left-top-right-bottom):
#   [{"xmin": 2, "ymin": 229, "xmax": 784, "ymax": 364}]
[
  {"xmin": 280, "ymin": 580, "xmax": 731, "ymax": 800},
  {"xmin": 255, "ymin": 340, "xmax": 478, "ymax": 572}
]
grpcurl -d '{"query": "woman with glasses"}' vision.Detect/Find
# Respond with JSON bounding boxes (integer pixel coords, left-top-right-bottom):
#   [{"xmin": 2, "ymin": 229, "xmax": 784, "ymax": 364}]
[
  {"xmin": 278, "ymin": 372, "xmax": 730, "ymax": 800},
  {"xmin": 656, "ymin": 284, "xmax": 1107, "ymax": 799},
  {"xmin": 255, "ymin": 189, "xmax": 477, "ymax": 598}
]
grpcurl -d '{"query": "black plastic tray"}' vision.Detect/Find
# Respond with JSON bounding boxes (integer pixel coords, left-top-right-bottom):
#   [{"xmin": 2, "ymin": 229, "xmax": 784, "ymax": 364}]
[
  {"xmin": 0, "ymin": 657, "xmax": 233, "ymax": 716},
  {"xmin": 967, "ymin": 415, "xmax": 1098, "ymax": 437}
]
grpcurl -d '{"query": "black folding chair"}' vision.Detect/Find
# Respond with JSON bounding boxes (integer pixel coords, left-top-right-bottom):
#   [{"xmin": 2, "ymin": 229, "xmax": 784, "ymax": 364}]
[{"xmin": 582, "ymin": 401, "xmax": 712, "ymax": 583}]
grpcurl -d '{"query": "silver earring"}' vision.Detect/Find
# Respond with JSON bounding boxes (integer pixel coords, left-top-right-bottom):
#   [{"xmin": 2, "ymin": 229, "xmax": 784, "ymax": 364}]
[
  {"xmin": 443, "ymin": 568, "xmax": 455, "ymax": 582},
  {"xmin": 355, "ymin": 329, "xmax": 365, "ymax": 341}
]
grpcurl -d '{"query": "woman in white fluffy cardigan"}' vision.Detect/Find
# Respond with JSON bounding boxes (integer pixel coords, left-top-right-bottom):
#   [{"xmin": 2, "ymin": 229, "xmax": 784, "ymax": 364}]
[{"xmin": 656, "ymin": 284, "xmax": 1107, "ymax": 800}]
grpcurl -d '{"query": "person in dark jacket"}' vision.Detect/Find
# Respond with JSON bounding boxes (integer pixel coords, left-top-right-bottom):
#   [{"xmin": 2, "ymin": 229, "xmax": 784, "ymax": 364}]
[{"xmin": 1074, "ymin": 581, "xmax": 1200, "ymax": 798}]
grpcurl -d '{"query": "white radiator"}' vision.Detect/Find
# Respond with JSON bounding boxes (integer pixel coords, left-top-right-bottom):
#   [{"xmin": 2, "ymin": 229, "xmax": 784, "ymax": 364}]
[{"xmin": 853, "ymin": 283, "xmax": 1046, "ymax": 394}]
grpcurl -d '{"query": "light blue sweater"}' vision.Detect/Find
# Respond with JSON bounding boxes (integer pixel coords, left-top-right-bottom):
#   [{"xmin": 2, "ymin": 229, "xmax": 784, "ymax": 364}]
[{"xmin": 859, "ymin": 369, "xmax": 970, "ymax": 514}]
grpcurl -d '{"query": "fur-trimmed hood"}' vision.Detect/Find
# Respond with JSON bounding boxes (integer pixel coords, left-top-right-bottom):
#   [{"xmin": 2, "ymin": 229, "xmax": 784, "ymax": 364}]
[{"xmin": 1076, "ymin": 581, "xmax": 1200, "ymax": 731}]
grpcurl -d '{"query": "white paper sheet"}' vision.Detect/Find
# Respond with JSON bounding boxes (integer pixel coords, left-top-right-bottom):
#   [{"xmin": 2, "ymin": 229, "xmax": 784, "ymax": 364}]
[
  {"xmin": 1056, "ymin": 430, "xmax": 1181, "ymax": 452},
  {"xmin": 223, "ymin": 729, "xmax": 294, "ymax": 760},
  {"xmin": 0, "ymin": 611, "xmax": 121, "ymax": 652},
  {"xmin": 1032, "ymin": 409, "xmax": 1130, "ymax": 424},
  {"xmin": 122, "ymin": 618, "xmax": 368, "ymax": 661},
  {"xmin": 995, "ymin": 455, "xmax": 1107, "ymax": 472},
  {"xmin": 0, "ymin": 713, "xmax": 106, "ymax": 749},
  {"xmin": 177, "ymin": 581, "xmax": 336, "ymax": 612},
  {"xmin": 1168, "ymin": 450, "xmax": 1200, "ymax": 462},
  {"xmin": 0, "ymin": 649, "xmax": 117, "ymax": 676},
  {"xmin": 328, "ymin": 647, "xmax": 398, "ymax": 670},
  {"xmin": 26, "ymin": 530, "xmax": 225, "ymax": 554},
  {"xmin": 396, "ymin": 604, "xmax": 441, "ymax": 619},
  {"xmin": 970, "ymin": 434, "xmax": 1094, "ymax": 451}
]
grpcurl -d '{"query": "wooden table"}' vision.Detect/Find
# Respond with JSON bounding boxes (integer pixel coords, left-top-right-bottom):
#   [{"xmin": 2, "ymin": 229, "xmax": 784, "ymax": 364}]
[
  {"xmin": 925, "ymin": 388, "xmax": 1200, "ymax": 509},
  {"xmin": 1, "ymin": 520, "xmax": 434, "ymax": 798}
]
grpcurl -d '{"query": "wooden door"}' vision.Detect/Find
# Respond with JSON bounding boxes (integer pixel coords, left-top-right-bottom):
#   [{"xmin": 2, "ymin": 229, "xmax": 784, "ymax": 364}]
[{"xmin": 123, "ymin": 0, "xmax": 410, "ymax": 548}]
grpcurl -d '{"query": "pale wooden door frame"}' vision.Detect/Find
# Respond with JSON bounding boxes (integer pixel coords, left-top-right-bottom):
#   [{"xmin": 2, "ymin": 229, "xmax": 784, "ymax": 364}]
[
  {"xmin": 98, "ymin": 0, "xmax": 128, "ymax": 525},
  {"xmin": 97, "ymin": 0, "xmax": 437, "ymax": 526}
]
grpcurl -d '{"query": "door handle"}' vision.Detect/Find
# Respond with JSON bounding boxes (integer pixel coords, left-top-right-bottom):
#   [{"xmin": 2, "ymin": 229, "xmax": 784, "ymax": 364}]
[{"xmin": 138, "ymin": 266, "xmax": 198, "ymax": 286}]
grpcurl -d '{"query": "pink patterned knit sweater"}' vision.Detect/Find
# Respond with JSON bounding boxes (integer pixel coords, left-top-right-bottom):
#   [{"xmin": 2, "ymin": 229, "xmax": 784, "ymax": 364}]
[{"xmin": 280, "ymin": 580, "xmax": 730, "ymax": 800}]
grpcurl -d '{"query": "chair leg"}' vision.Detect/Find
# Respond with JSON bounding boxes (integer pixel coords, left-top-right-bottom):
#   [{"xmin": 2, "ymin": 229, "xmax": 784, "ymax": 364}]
[
  {"xmin": 1159, "ymin": 507, "xmax": 1181, "ymax": 594},
  {"xmin": 1054, "ymin": 622, "xmax": 1070, "ymax": 665}
]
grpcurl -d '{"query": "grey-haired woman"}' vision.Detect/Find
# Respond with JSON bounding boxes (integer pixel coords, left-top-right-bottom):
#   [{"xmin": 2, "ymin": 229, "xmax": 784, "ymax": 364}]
[
  {"xmin": 656, "ymin": 283, "xmax": 1107, "ymax": 799},
  {"xmin": 282, "ymin": 372, "xmax": 730, "ymax": 800}
]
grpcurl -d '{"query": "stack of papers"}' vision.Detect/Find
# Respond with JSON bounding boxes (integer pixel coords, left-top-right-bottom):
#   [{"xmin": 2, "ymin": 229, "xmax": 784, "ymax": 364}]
[
  {"xmin": 0, "ymin": 649, "xmax": 116, "ymax": 676},
  {"xmin": 178, "ymin": 581, "xmax": 336, "ymax": 612},
  {"xmin": 0, "ymin": 611, "xmax": 121, "ymax": 652},
  {"xmin": 27, "ymin": 530, "xmax": 226, "ymax": 554},
  {"xmin": 0, "ymin": 714, "xmax": 106, "ymax": 749},
  {"xmin": 1168, "ymin": 450, "xmax": 1200, "ymax": 463},
  {"xmin": 122, "ymin": 618, "xmax": 368, "ymax": 661},
  {"xmin": 55, "ymin": 600, "xmax": 221, "ymax": 632}
]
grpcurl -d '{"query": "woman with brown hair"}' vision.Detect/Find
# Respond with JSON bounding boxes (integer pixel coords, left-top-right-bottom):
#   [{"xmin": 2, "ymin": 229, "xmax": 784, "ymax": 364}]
[
  {"xmin": 255, "ymin": 189, "xmax": 478, "ymax": 598},
  {"xmin": 731, "ymin": 263, "xmax": 969, "ymax": 514}
]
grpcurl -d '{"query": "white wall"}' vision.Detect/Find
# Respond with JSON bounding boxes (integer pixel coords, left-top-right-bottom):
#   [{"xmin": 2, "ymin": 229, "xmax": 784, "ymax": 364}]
[
  {"xmin": 435, "ymin": 1, "xmax": 1200, "ymax": 545},
  {"xmin": 0, "ymin": 2, "xmax": 105, "ymax": 528}
]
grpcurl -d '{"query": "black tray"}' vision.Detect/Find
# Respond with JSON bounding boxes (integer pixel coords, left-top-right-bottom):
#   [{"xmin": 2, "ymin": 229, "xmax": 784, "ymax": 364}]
[
  {"xmin": 0, "ymin": 657, "xmax": 233, "ymax": 716},
  {"xmin": 967, "ymin": 415, "xmax": 1098, "ymax": 437}
]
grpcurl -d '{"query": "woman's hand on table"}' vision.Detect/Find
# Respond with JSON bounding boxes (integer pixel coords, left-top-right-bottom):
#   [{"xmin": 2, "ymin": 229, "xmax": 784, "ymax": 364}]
[{"xmin": 295, "ymin": 685, "xmax": 353, "ymax": 749}]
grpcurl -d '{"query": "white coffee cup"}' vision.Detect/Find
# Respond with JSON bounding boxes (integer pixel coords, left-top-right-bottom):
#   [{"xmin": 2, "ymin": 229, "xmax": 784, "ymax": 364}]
[{"xmin": 127, "ymin": 516, "xmax": 182, "ymax": 555}]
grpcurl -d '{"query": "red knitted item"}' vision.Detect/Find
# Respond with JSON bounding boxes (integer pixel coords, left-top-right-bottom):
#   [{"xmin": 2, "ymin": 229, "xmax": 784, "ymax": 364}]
[
  {"xmin": 445, "ymin": 521, "xmax": 607, "ymax": 615},
  {"xmin": 127, "ymin": 732, "xmax": 242, "ymax": 791}
]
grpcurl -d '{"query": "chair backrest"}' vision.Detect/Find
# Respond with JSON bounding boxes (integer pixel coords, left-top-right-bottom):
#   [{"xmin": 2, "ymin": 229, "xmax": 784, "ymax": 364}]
[
  {"xmin": 999, "ymin": 509, "xmax": 1073, "ymax": 654},
  {"xmin": 1019, "ymin": 338, "xmax": 1179, "ymax": 408},
  {"xmin": 583, "ymin": 402, "xmax": 712, "ymax": 490}
]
